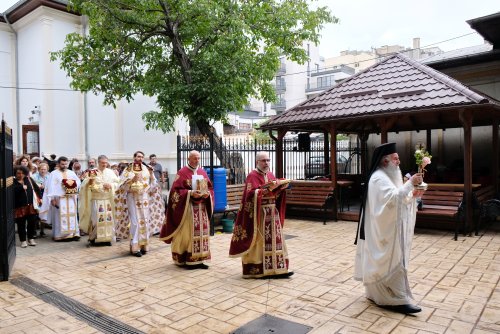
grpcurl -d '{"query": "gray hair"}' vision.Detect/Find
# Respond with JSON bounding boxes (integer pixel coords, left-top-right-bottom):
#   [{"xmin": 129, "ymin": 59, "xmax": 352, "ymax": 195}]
[
  {"xmin": 97, "ymin": 155, "xmax": 108, "ymax": 161},
  {"xmin": 255, "ymin": 151, "xmax": 269, "ymax": 162},
  {"xmin": 188, "ymin": 150, "xmax": 200, "ymax": 158}
]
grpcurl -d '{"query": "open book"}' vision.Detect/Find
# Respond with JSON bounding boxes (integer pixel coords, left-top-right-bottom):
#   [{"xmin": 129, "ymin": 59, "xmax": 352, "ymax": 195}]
[{"xmin": 260, "ymin": 179, "xmax": 291, "ymax": 192}]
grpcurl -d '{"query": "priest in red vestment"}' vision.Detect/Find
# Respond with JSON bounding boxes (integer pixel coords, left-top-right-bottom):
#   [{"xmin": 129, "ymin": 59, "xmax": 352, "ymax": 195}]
[
  {"xmin": 229, "ymin": 152, "xmax": 293, "ymax": 278},
  {"xmin": 160, "ymin": 150, "xmax": 214, "ymax": 269}
]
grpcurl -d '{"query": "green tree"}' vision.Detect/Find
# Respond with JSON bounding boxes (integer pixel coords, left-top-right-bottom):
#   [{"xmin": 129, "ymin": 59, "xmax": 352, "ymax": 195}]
[{"xmin": 52, "ymin": 0, "xmax": 336, "ymax": 163}]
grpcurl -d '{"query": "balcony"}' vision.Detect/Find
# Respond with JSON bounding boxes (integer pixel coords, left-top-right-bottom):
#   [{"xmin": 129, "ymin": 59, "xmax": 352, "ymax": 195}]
[
  {"xmin": 310, "ymin": 64, "xmax": 355, "ymax": 77},
  {"xmin": 277, "ymin": 62, "xmax": 286, "ymax": 75},
  {"xmin": 305, "ymin": 81, "xmax": 336, "ymax": 93},
  {"xmin": 271, "ymin": 99, "xmax": 286, "ymax": 112},
  {"xmin": 273, "ymin": 81, "xmax": 286, "ymax": 92}
]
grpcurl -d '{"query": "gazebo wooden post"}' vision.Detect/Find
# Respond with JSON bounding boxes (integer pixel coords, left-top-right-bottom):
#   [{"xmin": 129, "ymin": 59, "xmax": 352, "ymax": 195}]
[
  {"xmin": 459, "ymin": 110, "xmax": 473, "ymax": 235},
  {"xmin": 426, "ymin": 129, "xmax": 432, "ymax": 154},
  {"xmin": 277, "ymin": 129, "xmax": 286, "ymax": 178},
  {"xmin": 323, "ymin": 130, "xmax": 330, "ymax": 176},
  {"xmin": 329, "ymin": 123, "xmax": 337, "ymax": 183},
  {"xmin": 493, "ymin": 119, "xmax": 499, "ymax": 193},
  {"xmin": 381, "ymin": 131, "xmax": 388, "ymax": 144},
  {"xmin": 329, "ymin": 123, "xmax": 338, "ymax": 220},
  {"xmin": 378, "ymin": 117, "xmax": 396, "ymax": 144},
  {"xmin": 359, "ymin": 132, "xmax": 369, "ymax": 177},
  {"xmin": 270, "ymin": 129, "xmax": 286, "ymax": 178}
]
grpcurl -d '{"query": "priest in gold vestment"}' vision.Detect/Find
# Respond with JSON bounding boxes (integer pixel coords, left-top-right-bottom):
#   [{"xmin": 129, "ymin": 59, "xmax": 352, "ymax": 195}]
[
  {"xmin": 79, "ymin": 155, "xmax": 120, "ymax": 245},
  {"xmin": 160, "ymin": 150, "xmax": 214, "ymax": 269}
]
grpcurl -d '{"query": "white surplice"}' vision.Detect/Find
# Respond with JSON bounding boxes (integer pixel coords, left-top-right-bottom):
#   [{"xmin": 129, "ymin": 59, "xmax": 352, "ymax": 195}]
[
  {"xmin": 40, "ymin": 169, "xmax": 81, "ymax": 240},
  {"xmin": 354, "ymin": 168, "xmax": 417, "ymax": 306}
]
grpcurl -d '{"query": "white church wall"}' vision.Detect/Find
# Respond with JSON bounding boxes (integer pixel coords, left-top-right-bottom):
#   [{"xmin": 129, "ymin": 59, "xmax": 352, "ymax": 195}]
[
  {"xmin": 0, "ymin": 26, "xmax": 16, "ymax": 134},
  {"xmin": 3, "ymin": 4, "xmax": 182, "ymax": 175}
]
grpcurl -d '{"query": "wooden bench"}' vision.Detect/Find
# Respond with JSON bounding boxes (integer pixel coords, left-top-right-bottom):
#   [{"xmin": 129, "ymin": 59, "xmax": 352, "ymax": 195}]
[
  {"xmin": 221, "ymin": 184, "xmax": 245, "ymax": 219},
  {"xmin": 473, "ymin": 185, "xmax": 499, "ymax": 235},
  {"xmin": 416, "ymin": 186, "xmax": 465, "ymax": 240},
  {"xmin": 285, "ymin": 180, "xmax": 336, "ymax": 224}
]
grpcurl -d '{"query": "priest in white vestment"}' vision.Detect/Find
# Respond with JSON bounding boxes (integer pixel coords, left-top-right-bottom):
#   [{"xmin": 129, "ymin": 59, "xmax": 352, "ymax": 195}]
[
  {"xmin": 354, "ymin": 143, "xmax": 425, "ymax": 314},
  {"xmin": 79, "ymin": 155, "xmax": 120, "ymax": 245},
  {"xmin": 40, "ymin": 156, "xmax": 81, "ymax": 241}
]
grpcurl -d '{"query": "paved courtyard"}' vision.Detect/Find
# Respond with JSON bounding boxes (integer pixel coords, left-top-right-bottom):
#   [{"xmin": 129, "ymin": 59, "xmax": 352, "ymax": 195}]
[{"xmin": 1, "ymin": 218, "xmax": 499, "ymax": 334}]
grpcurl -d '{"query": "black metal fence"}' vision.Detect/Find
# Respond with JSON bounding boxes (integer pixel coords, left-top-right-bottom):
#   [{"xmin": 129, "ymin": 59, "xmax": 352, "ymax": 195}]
[
  {"xmin": 177, "ymin": 133, "xmax": 363, "ymax": 184},
  {"xmin": 0, "ymin": 120, "xmax": 15, "ymax": 281}
]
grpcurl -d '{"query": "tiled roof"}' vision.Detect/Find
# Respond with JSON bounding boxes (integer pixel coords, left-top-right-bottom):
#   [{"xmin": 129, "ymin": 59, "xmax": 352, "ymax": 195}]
[
  {"xmin": 262, "ymin": 53, "xmax": 499, "ymax": 131},
  {"xmin": 467, "ymin": 11, "xmax": 500, "ymax": 48}
]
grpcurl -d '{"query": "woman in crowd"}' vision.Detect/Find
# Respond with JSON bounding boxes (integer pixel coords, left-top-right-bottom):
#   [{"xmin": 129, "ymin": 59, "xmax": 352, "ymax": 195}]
[
  {"xmin": 32, "ymin": 162, "xmax": 50, "ymax": 237},
  {"xmin": 13, "ymin": 165, "xmax": 42, "ymax": 247},
  {"xmin": 32, "ymin": 162, "xmax": 50, "ymax": 193},
  {"xmin": 15, "ymin": 155, "xmax": 34, "ymax": 176},
  {"xmin": 31, "ymin": 156, "xmax": 42, "ymax": 174}
]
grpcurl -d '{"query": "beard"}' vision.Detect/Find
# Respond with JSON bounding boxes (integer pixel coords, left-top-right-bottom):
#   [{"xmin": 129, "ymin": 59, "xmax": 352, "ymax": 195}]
[
  {"xmin": 258, "ymin": 165, "xmax": 269, "ymax": 173},
  {"xmin": 383, "ymin": 162, "xmax": 403, "ymax": 186}
]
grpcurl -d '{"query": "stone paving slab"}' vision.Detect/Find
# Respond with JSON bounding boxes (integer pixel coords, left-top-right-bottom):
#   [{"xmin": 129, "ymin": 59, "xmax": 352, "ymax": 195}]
[{"xmin": 0, "ymin": 219, "xmax": 499, "ymax": 333}]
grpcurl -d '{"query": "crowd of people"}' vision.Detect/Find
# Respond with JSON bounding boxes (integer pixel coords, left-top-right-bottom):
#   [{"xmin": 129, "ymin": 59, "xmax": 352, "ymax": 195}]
[
  {"xmin": 12, "ymin": 144, "xmax": 426, "ymax": 315},
  {"xmin": 12, "ymin": 152, "xmax": 166, "ymax": 254}
]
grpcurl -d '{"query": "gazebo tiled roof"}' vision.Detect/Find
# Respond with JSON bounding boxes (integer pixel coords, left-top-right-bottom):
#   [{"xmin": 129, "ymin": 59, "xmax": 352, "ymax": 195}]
[{"xmin": 261, "ymin": 53, "xmax": 500, "ymax": 133}]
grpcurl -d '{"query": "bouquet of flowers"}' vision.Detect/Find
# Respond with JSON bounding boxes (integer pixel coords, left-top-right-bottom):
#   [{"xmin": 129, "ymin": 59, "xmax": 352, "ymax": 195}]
[
  {"xmin": 415, "ymin": 149, "xmax": 432, "ymax": 175},
  {"xmin": 414, "ymin": 149, "xmax": 431, "ymax": 190}
]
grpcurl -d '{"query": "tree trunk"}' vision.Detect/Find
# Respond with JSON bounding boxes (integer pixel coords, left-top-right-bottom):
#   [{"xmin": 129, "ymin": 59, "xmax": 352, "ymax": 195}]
[{"xmin": 193, "ymin": 120, "xmax": 246, "ymax": 183}]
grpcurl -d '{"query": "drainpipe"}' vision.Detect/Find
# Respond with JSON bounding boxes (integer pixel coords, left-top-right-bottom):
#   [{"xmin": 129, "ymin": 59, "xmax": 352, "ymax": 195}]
[
  {"xmin": 81, "ymin": 15, "xmax": 89, "ymax": 161},
  {"xmin": 3, "ymin": 13, "xmax": 21, "ymax": 154}
]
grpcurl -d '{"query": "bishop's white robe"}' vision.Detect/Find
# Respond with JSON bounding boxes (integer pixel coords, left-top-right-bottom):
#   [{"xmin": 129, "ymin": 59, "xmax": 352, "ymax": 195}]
[{"xmin": 354, "ymin": 168, "xmax": 417, "ymax": 306}]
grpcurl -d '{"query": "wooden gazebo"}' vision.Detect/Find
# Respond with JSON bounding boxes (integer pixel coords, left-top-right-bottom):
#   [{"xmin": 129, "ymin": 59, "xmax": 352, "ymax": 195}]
[{"xmin": 261, "ymin": 53, "xmax": 500, "ymax": 231}]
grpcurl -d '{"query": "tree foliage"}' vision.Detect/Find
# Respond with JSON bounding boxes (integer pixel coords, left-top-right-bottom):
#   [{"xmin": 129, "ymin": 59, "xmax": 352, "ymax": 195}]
[{"xmin": 52, "ymin": 0, "xmax": 336, "ymax": 134}]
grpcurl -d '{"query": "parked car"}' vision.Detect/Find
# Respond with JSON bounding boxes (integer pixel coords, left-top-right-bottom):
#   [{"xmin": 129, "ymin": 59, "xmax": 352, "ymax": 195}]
[{"xmin": 304, "ymin": 155, "xmax": 348, "ymax": 179}]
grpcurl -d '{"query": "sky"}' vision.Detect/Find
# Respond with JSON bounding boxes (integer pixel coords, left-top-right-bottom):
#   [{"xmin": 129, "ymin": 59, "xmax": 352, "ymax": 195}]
[
  {"xmin": 314, "ymin": 0, "xmax": 499, "ymax": 58},
  {"xmin": 1, "ymin": 0, "xmax": 499, "ymax": 59}
]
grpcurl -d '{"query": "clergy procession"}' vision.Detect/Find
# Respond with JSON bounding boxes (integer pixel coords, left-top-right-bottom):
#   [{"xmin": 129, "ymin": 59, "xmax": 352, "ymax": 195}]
[
  {"xmin": 12, "ymin": 144, "xmax": 426, "ymax": 315},
  {"xmin": 13, "ymin": 152, "xmax": 165, "ymax": 256}
]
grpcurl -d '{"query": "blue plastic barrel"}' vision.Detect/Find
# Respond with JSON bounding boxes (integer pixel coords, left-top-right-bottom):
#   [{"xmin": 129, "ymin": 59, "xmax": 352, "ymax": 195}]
[{"xmin": 204, "ymin": 167, "xmax": 227, "ymax": 212}]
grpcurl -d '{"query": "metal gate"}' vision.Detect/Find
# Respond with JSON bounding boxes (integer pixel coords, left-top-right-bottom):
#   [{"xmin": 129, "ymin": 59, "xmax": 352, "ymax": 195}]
[
  {"xmin": 177, "ymin": 133, "xmax": 363, "ymax": 183},
  {"xmin": 0, "ymin": 119, "xmax": 15, "ymax": 281}
]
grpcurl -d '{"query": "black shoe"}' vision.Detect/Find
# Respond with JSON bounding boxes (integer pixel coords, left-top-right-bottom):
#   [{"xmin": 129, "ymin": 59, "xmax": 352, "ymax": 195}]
[
  {"xmin": 39, "ymin": 231, "xmax": 46, "ymax": 237},
  {"xmin": 133, "ymin": 251, "xmax": 142, "ymax": 257},
  {"xmin": 380, "ymin": 304, "xmax": 421, "ymax": 314},
  {"xmin": 140, "ymin": 249, "xmax": 147, "ymax": 255},
  {"xmin": 73, "ymin": 236, "xmax": 81, "ymax": 241},
  {"xmin": 259, "ymin": 271, "xmax": 294, "ymax": 279},
  {"xmin": 273, "ymin": 271, "xmax": 294, "ymax": 279},
  {"xmin": 184, "ymin": 263, "xmax": 209, "ymax": 270}
]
